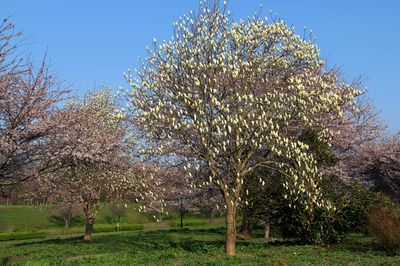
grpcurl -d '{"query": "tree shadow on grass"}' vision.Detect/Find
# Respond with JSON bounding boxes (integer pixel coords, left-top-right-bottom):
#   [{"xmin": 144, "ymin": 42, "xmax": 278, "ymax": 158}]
[
  {"xmin": 12, "ymin": 227, "xmax": 226, "ymax": 254},
  {"xmin": 11, "ymin": 227, "xmax": 395, "ymax": 260},
  {"xmin": 333, "ymin": 234, "xmax": 400, "ymax": 257}
]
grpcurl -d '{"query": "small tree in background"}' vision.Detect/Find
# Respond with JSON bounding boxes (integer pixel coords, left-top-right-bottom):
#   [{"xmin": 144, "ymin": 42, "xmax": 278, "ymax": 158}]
[
  {"xmin": 43, "ymin": 88, "xmax": 137, "ymax": 241},
  {"xmin": 353, "ymin": 135, "xmax": 400, "ymax": 203},
  {"xmin": 127, "ymin": 1, "xmax": 361, "ymax": 255}
]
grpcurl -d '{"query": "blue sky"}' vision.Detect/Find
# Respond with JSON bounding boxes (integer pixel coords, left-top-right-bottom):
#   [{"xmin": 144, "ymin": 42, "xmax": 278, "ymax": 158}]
[{"xmin": 1, "ymin": 1, "xmax": 399, "ymax": 132}]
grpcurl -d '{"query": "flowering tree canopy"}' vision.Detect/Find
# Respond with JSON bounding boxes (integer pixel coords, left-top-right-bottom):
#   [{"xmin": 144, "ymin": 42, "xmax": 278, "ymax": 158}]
[
  {"xmin": 0, "ymin": 19, "xmax": 67, "ymax": 186},
  {"xmin": 43, "ymin": 88, "xmax": 135, "ymax": 241},
  {"xmin": 127, "ymin": 1, "xmax": 361, "ymax": 255}
]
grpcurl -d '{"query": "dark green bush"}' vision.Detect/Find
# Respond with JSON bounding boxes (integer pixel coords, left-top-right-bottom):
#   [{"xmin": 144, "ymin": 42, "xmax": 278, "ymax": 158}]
[
  {"xmin": 0, "ymin": 230, "xmax": 46, "ymax": 241},
  {"xmin": 278, "ymin": 181, "xmax": 381, "ymax": 244},
  {"xmin": 93, "ymin": 224, "xmax": 115, "ymax": 233}
]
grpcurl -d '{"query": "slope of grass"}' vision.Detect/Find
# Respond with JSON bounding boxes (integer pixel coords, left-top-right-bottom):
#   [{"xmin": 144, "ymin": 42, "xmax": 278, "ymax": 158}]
[
  {"xmin": 0, "ymin": 204, "xmax": 149, "ymax": 232},
  {"xmin": 0, "ymin": 227, "xmax": 399, "ymax": 265},
  {"xmin": 0, "ymin": 206, "xmax": 53, "ymax": 232}
]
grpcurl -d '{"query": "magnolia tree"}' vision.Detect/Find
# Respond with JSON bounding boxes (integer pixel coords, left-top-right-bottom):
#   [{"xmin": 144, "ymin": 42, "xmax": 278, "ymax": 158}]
[
  {"xmin": 0, "ymin": 19, "xmax": 67, "ymax": 186},
  {"xmin": 126, "ymin": 1, "xmax": 361, "ymax": 255}
]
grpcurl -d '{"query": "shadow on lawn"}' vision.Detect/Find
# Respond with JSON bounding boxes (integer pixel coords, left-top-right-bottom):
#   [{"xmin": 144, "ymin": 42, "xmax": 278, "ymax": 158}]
[
  {"xmin": 11, "ymin": 227, "xmax": 386, "ymax": 257},
  {"xmin": 1, "ymin": 257, "xmax": 10, "ymax": 266}
]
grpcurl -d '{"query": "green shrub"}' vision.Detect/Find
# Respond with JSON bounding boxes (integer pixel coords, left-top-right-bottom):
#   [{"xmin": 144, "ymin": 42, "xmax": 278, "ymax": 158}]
[
  {"xmin": 169, "ymin": 219, "xmax": 206, "ymax": 227},
  {"xmin": 118, "ymin": 224, "xmax": 143, "ymax": 231},
  {"xmin": 93, "ymin": 224, "xmax": 115, "ymax": 233},
  {"xmin": 277, "ymin": 182, "xmax": 381, "ymax": 245},
  {"xmin": 0, "ymin": 230, "xmax": 46, "ymax": 241},
  {"xmin": 367, "ymin": 206, "xmax": 400, "ymax": 253},
  {"xmin": 93, "ymin": 223, "xmax": 143, "ymax": 233}
]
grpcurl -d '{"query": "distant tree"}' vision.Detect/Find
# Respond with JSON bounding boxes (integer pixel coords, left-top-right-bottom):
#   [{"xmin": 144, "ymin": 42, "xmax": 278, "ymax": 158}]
[
  {"xmin": 355, "ymin": 135, "xmax": 400, "ymax": 202},
  {"xmin": 0, "ymin": 19, "xmax": 67, "ymax": 186},
  {"xmin": 44, "ymin": 88, "xmax": 135, "ymax": 241},
  {"xmin": 147, "ymin": 164, "xmax": 223, "ymax": 218},
  {"xmin": 126, "ymin": 1, "xmax": 361, "ymax": 255}
]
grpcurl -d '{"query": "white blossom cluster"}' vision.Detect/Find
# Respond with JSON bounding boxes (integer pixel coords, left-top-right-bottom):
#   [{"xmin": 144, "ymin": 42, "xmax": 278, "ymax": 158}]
[{"xmin": 126, "ymin": 1, "xmax": 361, "ymax": 212}]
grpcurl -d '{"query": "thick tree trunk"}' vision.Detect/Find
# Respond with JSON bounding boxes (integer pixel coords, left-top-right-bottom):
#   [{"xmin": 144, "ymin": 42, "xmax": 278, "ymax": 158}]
[
  {"xmin": 264, "ymin": 221, "xmax": 270, "ymax": 239},
  {"xmin": 83, "ymin": 202, "xmax": 97, "ymax": 241},
  {"xmin": 225, "ymin": 203, "xmax": 236, "ymax": 256},
  {"xmin": 238, "ymin": 215, "xmax": 252, "ymax": 239},
  {"xmin": 83, "ymin": 220, "xmax": 94, "ymax": 241}
]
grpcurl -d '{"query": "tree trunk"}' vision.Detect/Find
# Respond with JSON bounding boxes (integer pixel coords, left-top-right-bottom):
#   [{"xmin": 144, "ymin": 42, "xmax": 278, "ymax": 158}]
[
  {"xmin": 264, "ymin": 221, "xmax": 270, "ymax": 239},
  {"xmin": 83, "ymin": 220, "xmax": 94, "ymax": 241},
  {"xmin": 83, "ymin": 202, "xmax": 96, "ymax": 241},
  {"xmin": 238, "ymin": 215, "xmax": 252, "ymax": 239},
  {"xmin": 64, "ymin": 217, "xmax": 71, "ymax": 231},
  {"xmin": 225, "ymin": 203, "xmax": 236, "ymax": 256}
]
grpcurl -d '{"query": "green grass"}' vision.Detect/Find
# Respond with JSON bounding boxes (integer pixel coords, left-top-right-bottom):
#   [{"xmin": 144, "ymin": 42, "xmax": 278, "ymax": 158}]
[
  {"xmin": 0, "ymin": 204, "xmax": 149, "ymax": 233},
  {"xmin": 0, "ymin": 206, "xmax": 54, "ymax": 232},
  {"xmin": 0, "ymin": 231, "xmax": 46, "ymax": 242},
  {"xmin": 1, "ymin": 205, "xmax": 399, "ymax": 265},
  {"xmin": 0, "ymin": 227, "xmax": 399, "ymax": 265},
  {"xmin": 92, "ymin": 223, "xmax": 144, "ymax": 233}
]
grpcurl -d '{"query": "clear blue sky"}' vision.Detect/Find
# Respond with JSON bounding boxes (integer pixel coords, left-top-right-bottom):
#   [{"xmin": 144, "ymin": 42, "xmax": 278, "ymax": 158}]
[{"xmin": 1, "ymin": 1, "xmax": 399, "ymax": 132}]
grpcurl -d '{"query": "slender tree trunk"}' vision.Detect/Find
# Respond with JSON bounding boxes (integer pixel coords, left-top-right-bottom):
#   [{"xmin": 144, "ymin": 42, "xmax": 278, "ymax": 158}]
[
  {"xmin": 225, "ymin": 203, "xmax": 236, "ymax": 256},
  {"xmin": 64, "ymin": 217, "xmax": 71, "ymax": 231},
  {"xmin": 238, "ymin": 215, "xmax": 253, "ymax": 239},
  {"xmin": 264, "ymin": 220, "xmax": 270, "ymax": 239}
]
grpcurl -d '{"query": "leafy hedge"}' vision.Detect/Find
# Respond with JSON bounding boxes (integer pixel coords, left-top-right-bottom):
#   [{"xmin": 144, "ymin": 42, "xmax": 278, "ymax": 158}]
[
  {"xmin": 169, "ymin": 219, "xmax": 207, "ymax": 227},
  {"xmin": 0, "ymin": 230, "xmax": 46, "ymax": 241},
  {"xmin": 93, "ymin": 223, "xmax": 143, "ymax": 233}
]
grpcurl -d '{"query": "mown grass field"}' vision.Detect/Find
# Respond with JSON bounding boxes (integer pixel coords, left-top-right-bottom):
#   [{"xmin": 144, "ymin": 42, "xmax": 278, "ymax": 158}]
[
  {"xmin": 0, "ymin": 204, "xmax": 150, "ymax": 233},
  {"xmin": 1, "ymin": 226, "xmax": 400, "ymax": 265}
]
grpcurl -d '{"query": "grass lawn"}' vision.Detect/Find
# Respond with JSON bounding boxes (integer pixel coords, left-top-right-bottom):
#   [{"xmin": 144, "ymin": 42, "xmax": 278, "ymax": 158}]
[
  {"xmin": 1, "ymin": 226, "xmax": 399, "ymax": 265},
  {"xmin": 0, "ymin": 204, "xmax": 150, "ymax": 232}
]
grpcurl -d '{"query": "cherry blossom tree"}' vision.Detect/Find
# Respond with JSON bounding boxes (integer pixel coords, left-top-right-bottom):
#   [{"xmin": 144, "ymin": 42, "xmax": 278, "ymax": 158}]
[
  {"xmin": 0, "ymin": 19, "xmax": 67, "ymax": 186},
  {"xmin": 353, "ymin": 135, "xmax": 400, "ymax": 202},
  {"xmin": 126, "ymin": 1, "xmax": 361, "ymax": 255},
  {"xmin": 44, "ymin": 88, "xmax": 132, "ymax": 241},
  {"xmin": 145, "ymin": 163, "xmax": 223, "ymax": 218}
]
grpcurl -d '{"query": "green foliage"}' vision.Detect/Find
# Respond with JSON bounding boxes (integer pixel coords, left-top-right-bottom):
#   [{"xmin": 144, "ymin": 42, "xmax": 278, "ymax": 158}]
[
  {"xmin": 298, "ymin": 128, "xmax": 337, "ymax": 167},
  {"xmin": 331, "ymin": 182, "xmax": 381, "ymax": 233},
  {"xmin": 0, "ymin": 230, "xmax": 46, "ymax": 241},
  {"xmin": 277, "ymin": 181, "xmax": 380, "ymax": 244}
]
